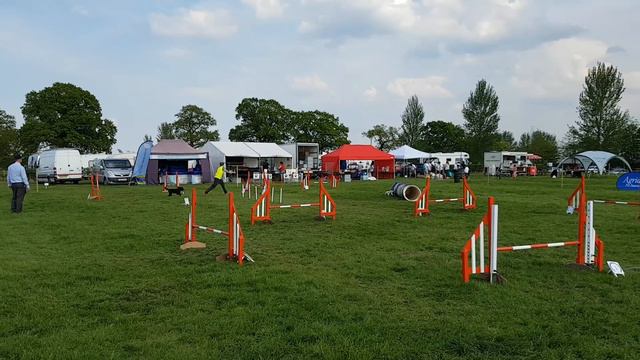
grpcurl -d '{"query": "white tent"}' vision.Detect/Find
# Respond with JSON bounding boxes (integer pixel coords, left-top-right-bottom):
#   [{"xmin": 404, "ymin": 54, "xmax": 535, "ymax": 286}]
[
  {"xmin": 389, "ymin": 145, "xmax": 430, "ymax": 160},
  {"xmin": 246, "ymin": 142, "xmax": 292, "ymax": 158},
  {"xmin": 200, "ymin": 141, "xmax": 260, "ymax": 170},
  {"xmin": 557, "ymin": 151, "xmax": 632, "ymax": 174}
]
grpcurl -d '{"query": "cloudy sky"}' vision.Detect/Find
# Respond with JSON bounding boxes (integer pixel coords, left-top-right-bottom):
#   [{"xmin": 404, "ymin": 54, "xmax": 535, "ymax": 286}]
[{"xmin": 1, "ymin": 0, "xmax": 639, "ymax": 152}]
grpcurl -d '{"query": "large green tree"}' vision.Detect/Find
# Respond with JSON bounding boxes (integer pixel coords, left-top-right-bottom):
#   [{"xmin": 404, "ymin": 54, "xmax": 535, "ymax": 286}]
[
  {"xmin": 462, "ymin": 79, "xmax": 500, "ymax": 162},
  {"xmin": 0, "ymin": 109, "xmax": 20, "ymax": 167},
  {"xmin": 566, "ymin": 63, "xmax": 632, "ymax": 155},
  {"xmin": 172, "ymin": 105, "xmax": 219, "ymax": 148},
  {"xmin": 399, "ymin": 95, "xmax": 425, "ymax": 149},
  {"xmin": 421, "ymin": 120, "xmax": 465, "ymax": 152},
  {"xmin": 291, "ymin": 110, "xmax": 349, "ymax": 152},
  {"xmin": 19, "ymin": 82, "xmax": 117, "ymax": 154},
  {"xmin": 229, "ymin": 98, "xmax": 293, "ymax": 143},
  {"xmin": 362, "ymin": 124, "xmax": 400, "ymax": 152}
]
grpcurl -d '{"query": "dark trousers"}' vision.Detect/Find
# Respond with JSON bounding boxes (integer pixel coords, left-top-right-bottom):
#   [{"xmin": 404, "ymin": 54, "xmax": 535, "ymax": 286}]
[
  {"xmin": 11, "ymin": 183, "xmax": 27, "ymax": 213},
  {"xmin": 205, "ymin": 178, "xmax": 227, "ymax": 194}
]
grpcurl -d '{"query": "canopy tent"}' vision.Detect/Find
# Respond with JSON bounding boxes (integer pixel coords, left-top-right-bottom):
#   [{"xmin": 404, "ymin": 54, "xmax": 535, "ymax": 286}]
[
  {"xmin": 146, "ymin": 139, "xmax": 212, "ymax": 184},
  {"xmin": 201, "ymin": 141, "xmax": 260, "ymax": 170},
  {"xmin": 389, "ymin": 145, "xmax": 430, "ymax": 160},
  {"xmin": 322, "ymin": 144, "xmax": 395, "ymax": 179},
  {"xmin": 557, "ymin": 151, "xmax": 632, "ymax": 175},
  {"xmin": 131, "ymin": 140, "xmax": 153, "ymax": 184}
]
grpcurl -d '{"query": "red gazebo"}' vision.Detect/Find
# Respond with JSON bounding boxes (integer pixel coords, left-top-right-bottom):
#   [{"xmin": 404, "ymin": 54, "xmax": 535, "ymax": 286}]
[{"xmin": 322, "ymin": 144, "xmax": 395, "ymax": 179}]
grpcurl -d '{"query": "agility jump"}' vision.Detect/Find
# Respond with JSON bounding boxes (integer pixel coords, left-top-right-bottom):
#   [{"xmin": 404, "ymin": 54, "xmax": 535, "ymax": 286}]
[
  {"xmin": 568, "ymin": 176, "xmax": 640, "ymax": 214},
  {"xmin": 87, "ymin": 174, "xmax": 103, "ymax": 201},
  {"xmin": 251, "ymin": 178, "xmax": 336, "ymax": 225},
  {"xmin": 328, "ymin": 174, "xmax": 339, "ymax": 189},
  {"xmin": 461, "ymin": 195, "xmax": 604, "ymax": 283},
  {"xmin": 300, "ymin": 171, "xmax": 311, "ymax": 190},
  {"xmin": 182, "ymin": 189, "xmax": 251, "ymax": 265},
  {"xmin": 415, "ymin": 176, "xmax": 476, "ymax": 216},
  {"xmin": 162, "ymin": 172, "xmax": 180, "ymax": 193}
]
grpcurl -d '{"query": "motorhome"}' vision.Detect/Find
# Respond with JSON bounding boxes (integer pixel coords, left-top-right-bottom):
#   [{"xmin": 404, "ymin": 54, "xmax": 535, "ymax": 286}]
[
  {"xmin": 427, "ymin": 152, "xmax": 470, "ymax": 166},
  {"xmin": 36, "ymin": 148, "xmax": 83, "ymax": 183},
  {"xmin": 484, "ymin": 151, "xmax": 531, "ymax": 175}
]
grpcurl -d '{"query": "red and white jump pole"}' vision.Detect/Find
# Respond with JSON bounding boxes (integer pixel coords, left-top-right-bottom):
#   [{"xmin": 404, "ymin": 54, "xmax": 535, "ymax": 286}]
[
  {"xmin": 568, "ymin": 176, "xmax": 639, "ymax": 214},
  {"xmin": 415, "ymin": 176, "xmax": 476, "ymax": 216},
  {"xmin": 182, "ymin": 188, "xmax": 250, "ymax": 265},
  {"xmin": 252, "ymin": 178, "xmax": 336, "ymax": 224},
  {"xmin": 461, "ymin": 195, "xmax": 604, "ymax": 283}
]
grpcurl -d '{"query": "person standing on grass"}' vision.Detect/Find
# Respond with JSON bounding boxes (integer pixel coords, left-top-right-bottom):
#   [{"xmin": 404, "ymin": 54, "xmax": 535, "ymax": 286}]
[
  {"xmin": 278, "ymin": 161, "xmax": 286, "ymax": 182},
  {"xmin": 205, "ymin": 162, "xmax": 227, "ymax": 195},
  {"xmin": 7, "ymin": 154, "xmax": 30, "ymax": 213}
]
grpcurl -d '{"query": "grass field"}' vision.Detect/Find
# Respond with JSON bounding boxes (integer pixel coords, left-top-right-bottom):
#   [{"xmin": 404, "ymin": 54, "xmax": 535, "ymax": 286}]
[{"xmin": 1, "ymin": 175, "xmax": 639, "ymax": 359}]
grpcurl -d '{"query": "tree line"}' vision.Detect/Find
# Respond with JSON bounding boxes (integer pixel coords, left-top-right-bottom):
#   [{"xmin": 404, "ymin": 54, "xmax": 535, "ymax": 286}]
[
  {"xmin": 364, "ymin": 62, "xmax": 640, "ymax": 166},
  {"xmin": 1, "ymin": 62, "xmax": 638, "ymax": 168},
  {"xmin": 0, "ymin": 85, "xmax": 350, "ymax": 167}
]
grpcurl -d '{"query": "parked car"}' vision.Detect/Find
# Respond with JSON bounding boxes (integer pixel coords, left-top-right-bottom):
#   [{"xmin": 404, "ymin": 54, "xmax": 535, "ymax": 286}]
[
  {"xmin": 36, "ymin": 148, "xmax": 83, "ymax": 184},
  {"xmin": 94, "ymin": 158, "xmax": 133, "ymax": 184},
  {"xmin": 609, "ymin": 168, "xmax": 628, "ymax": 175}
]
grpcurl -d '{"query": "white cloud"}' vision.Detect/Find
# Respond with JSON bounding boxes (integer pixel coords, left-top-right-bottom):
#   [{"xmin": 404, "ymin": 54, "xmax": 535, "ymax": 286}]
[
  {"xmin": 297, "ymin": 0, "xmax": 579, "ymax": 53},
  {"xmin": 290, "ymin": 74, "xmax": 330, "ymax": 92},
  {"xmin": 243, "ymin": 0, "xmax": 286, "ymax": 19},
  {"xmin": 624, "ymin": 71, "xmax": 640, "ymax": 91},
  {"xmin": 161, "ymin": 48, "xmax": 192, "ymax": 60},
  {"xmin": 149, "ymin": 9, "xmax": 238, "ymax": 39},
  {"xmin": 363, "ymin": 86, "xmax": 377, "ymax": 100},
  {"xmin": 511, "ymin": 38, "xmax": 608, "ymax": 99},
  {"xmin": 386, "ymin": 76, "xmax": 452, "ymax": 98}
]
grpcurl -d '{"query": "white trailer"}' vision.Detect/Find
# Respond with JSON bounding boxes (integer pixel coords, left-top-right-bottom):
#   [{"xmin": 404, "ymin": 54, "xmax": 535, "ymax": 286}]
[
  {"xmin": 427, "ymin": 152, "xmax": 470, "ymax": 166},
  {"xmin": 484, "ymin": 151, "xmax": 529, "ymax": 175},
  {"xmin": 279, "ymin": 142, "xmax": 320, "ymax": 171}
]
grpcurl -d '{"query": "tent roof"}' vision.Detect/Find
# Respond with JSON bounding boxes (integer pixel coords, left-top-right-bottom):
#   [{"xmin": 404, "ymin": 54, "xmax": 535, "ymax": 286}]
[
  {"xmin": 323, "ymin": 144, "xmax": 395, "ymax": 161},
  {"xmin": 557, "ymin": 150, "xmax": 631, "ymax": 174},
  {"xmin": 150, "ymin": 139, "xmax": 208, "ymax": 160},
  {"xmin": 389, "ymin": 145, "xmax": 430, "ymax": 160},
  {"xmin": 203, "ymin": 141, "xmax": 259, "ymax": 157},
  {"xmin": 245, "ymin": 142, "xmax": 292, "ymax": 158}
]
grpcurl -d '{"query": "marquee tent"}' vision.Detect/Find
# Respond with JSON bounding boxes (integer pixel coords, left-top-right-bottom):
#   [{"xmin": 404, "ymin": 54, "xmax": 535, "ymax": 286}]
[
  {"xmin": 557, "ymin": 151, "xmax": 632, "ymax": 175},
  {"xmin": 389, "ymin": 145, "xmax": 430, "ymax": 160},
  {"xmin": 145, "ymin": 139, "xmax": 212, "ymax": 185},
  {"xmin": 322, "ymin": 144, "xmax": 395, "ymax": 179}
]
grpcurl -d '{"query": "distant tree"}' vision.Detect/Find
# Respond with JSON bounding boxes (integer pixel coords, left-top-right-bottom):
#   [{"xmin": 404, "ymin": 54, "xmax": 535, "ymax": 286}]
[
  {"xmin": 228, "ymin": 98, "xmax": 292, "ymax": 143},
  {"xmin": 494, "ymin": 131, "xmax": 517, "ymax": 151},
  {"xmin": 566, "ymin": 63, "xmax": 632, "ymax": 155},
  {"xmin": 0, "ymin": 109, "xmax": 19, "ymax": 167},
  {"xmin": 519, "ymin": 130, "xmax": 559, "ymax": 163},
  {"xmin": 517, "ymin": 133, "xmax": 531, "ymax": 151},
  {"xmin": 398, "ymin": 95, "xmax": 425, "ymax": 148},
  {"xmin": 362, "ymin": 124, "xmax": 400, "ymax": 152},
  {"xmin": 617, "ymin": 120, "xmax": 640, "ymax": 164},
  {"xmin": 421, "ymin": 120, "xmax": 465, "ymax": 152},
  {"xmin": 172, "ymin": 104, "xmax": 219, "ymax": 148},
  {"xmin": 291, "ymin": 111, "xmax": 349, "ymax": 152},
  {"xmin": 462, "ymin": 79, "xmax": 500, "ymax": 162},
  {"xmin": 143, "ymin": 134, "xmax": 153, "ymax": 142},
  {"xmin": 156, "ymin": 122, "xmax": 175, "ymax": 141},
  {"xmin": 20, "ymin": 82, "xmax": 117, "ymax": 154}
]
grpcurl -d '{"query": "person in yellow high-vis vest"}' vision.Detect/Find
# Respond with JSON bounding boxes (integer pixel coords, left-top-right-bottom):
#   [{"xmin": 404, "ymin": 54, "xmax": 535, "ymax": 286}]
[{"xmin": 205, "ymin": 162, "xmax": 228, "ymax": 195}]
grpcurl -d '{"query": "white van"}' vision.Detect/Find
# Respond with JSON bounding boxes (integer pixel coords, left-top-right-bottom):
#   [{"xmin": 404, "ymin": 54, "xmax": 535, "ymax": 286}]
[{"xmin": 36, "ymin": 149, "xmax": 83, "ymax": 184}]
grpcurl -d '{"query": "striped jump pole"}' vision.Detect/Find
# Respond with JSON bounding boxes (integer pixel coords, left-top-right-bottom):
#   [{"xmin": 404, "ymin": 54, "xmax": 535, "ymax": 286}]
[
  {"xmin": 592, "ymin": 199, "xmax": 640, "ymax": 206},
  {"xmin": 181, "ymin": 188, "xmax": 251, "ymax": 265},
  {"xmin": 461, "ymin": 196, "xmax": 604, "ymax": 284},
  {"xmin": 251, "ymin": 178, "xmax": 336, "ymax": 224},
  {"xmin": 415, "ymin": 176, "xmax": 476, "ymax": 216},
  {"xmin": 567, "ymin": 176, "xmax": 585, "ymax": 213}
]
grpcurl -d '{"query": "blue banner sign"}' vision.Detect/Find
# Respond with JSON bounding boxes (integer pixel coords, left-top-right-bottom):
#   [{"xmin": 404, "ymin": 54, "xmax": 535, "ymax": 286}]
[{"xmin": 616, "ymin": 172, "xmax": 640, "ymax": 191}]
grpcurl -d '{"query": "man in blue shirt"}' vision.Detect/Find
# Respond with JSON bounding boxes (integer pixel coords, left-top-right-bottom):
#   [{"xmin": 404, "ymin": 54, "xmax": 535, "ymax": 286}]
[{"xmin": 7, "ymin": 154, "xmax": 30, "ymax": 213}]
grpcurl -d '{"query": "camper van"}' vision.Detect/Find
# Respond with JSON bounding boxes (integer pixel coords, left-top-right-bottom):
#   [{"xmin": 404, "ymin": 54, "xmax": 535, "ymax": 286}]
[{"xmin": 36, "ymin": 149, "xmax": 83, "ymax": 183}]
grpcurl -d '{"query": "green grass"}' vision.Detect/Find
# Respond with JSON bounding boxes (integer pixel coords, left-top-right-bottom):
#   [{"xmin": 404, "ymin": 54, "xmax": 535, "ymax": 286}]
[{"xmin": 1, "ymin": 176, "xmax": 639, "ymax": 359}]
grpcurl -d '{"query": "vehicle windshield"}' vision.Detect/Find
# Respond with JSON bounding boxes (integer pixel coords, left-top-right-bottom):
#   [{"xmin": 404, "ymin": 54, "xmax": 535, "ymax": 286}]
[{"xmin": 104, "ymin": 160, "xmax": 131, "ymax": 168}]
